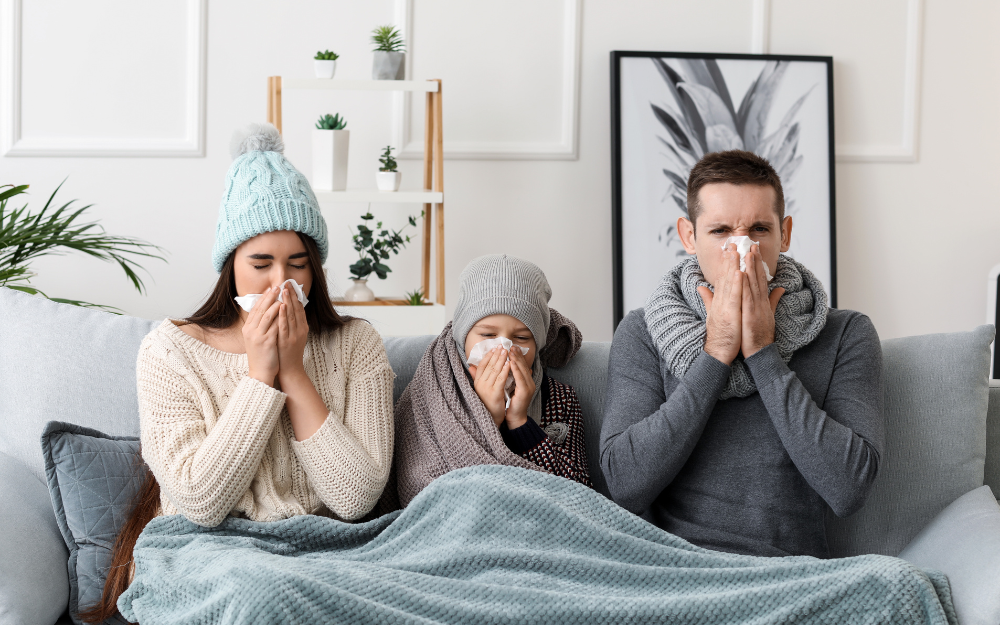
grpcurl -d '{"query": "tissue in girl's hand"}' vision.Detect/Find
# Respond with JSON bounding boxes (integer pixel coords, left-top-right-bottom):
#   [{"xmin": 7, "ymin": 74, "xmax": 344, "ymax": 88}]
[
  {"xmin": 467, "ymin": 337, "xmax": 530, "ymax": 409},
  {"xmin": 722, "ymin": 236, "xmax": 773, "ymax": 282},
  {"xmin": 234, "ymin": 278, "xmax": 310, "ymax": 312}
]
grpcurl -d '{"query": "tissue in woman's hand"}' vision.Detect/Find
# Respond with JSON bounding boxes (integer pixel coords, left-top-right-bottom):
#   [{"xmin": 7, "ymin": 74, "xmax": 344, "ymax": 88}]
[
  {"xmin": 722, "ymin": 236, "xmax": 773, "ymax": 282},
  {"xmin": 467, "ymin": 337, "xmax": 530, "ymax": 408},
  {"xmin": 234, "ymin": 278, "xmax": 310, "ymax": 312}
]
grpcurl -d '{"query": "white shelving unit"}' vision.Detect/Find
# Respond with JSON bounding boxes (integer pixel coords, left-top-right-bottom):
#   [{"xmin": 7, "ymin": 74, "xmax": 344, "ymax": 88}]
[{"xmin": 267, "ymin": 76, "xmax": 447, "ymax": 336}]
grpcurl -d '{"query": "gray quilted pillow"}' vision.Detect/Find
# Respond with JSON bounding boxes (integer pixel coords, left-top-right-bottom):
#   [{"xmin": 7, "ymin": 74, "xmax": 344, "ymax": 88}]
[{"xmin": 41, "ymin": 421, "xmax": 143, "ymax": 625}]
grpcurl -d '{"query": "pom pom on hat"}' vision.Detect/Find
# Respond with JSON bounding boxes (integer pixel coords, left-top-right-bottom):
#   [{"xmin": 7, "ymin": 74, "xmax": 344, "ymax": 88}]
[
  {"xmin": 229, "ymin": 122, "xmax": 284, "ymax": 160},
  {"xmin": 212, "ymin": 123, "xmax": 327, "ymax": 272}
]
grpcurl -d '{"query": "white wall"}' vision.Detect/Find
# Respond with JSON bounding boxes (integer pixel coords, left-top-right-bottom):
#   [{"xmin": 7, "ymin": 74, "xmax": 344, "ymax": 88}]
[{"xmin": 2, "ymin": 0, "xmax": 998, "ymax": 342}]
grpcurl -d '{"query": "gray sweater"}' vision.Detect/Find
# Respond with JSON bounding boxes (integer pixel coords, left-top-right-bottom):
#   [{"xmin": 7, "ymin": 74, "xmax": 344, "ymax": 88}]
[{"xmin": 600, "ymin": 308, "xmax": 884, "ymax": 558}]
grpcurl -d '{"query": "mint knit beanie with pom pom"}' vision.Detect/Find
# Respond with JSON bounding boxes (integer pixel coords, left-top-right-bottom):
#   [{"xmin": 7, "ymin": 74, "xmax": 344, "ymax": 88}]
[{"xmin": 212, "ymin": 122, "xmax": 328, "ymax": 272}]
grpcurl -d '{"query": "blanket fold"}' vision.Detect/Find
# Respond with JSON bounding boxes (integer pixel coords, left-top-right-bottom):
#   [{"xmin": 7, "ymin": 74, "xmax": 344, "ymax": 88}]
[{"xmin": 120, "ymin": 465, "xmax": 957, "ymax": 625}]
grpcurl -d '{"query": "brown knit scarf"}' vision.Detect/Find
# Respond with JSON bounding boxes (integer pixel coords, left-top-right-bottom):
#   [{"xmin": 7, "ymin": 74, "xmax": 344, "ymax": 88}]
[{"xmin": 388, "ymin": 309, "xmax": 582, "ymax": 508}]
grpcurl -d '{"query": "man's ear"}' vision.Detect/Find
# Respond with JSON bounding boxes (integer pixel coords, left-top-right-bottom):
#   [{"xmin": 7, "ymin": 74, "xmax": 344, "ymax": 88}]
[
  {"xmin": 780, "ymin": 216, "xmax": 793, "ymax": 252},
  {"xmin": 678, "ymin": 217, "xmax": 697, "ymax": 255}
]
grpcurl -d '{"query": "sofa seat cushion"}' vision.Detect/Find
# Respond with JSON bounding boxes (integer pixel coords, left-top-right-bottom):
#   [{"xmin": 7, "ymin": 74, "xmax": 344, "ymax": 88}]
[
  {"xmin": 0, "ymin": 451, "xmax": 69, "ymax": 625},
  {"xmin": 899, "ymin": 485, "xmax": 1000, "ymax": 625}
]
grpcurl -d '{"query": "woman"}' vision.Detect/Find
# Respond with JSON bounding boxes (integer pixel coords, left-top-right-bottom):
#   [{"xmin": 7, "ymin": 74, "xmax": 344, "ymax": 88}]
[
  {"xmin": 80, "ymin": 123, "xmax": 394, "ymax": 622},
  {"xmin": 391, "ymin": 253, "xmax": 590, "ymax": 508}
]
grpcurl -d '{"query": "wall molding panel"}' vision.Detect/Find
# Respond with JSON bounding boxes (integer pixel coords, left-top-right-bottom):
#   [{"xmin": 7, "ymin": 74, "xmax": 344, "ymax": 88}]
[
  {"xmin": 393, "ymin": 0, "xmax": 582, "ymax": 160},
  {"xmin": 0, "ymin": 0, "xmax": 207, "ymax": 157},
  {"xmin": 753, "ymin": 0, "xmax": 924, "ymax": 163}
]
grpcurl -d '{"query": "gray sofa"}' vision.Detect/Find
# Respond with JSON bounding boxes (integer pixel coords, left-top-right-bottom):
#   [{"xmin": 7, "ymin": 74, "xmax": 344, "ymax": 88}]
[{"xmin": 1, "ymin": 286, "xmax": 998, "ymax": 625}]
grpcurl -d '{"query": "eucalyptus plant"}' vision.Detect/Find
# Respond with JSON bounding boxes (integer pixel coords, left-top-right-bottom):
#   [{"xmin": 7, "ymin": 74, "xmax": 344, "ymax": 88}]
[
  {"xmin": 349, "ymin": 210, "xmax": 422, "ymax": 281},
  {"xmin": 378, "ymin": 146, "xmax": 398, "ymax": 172},
  {"xmin": 371, "ymin": 25, "xmax": 405, "ymax": 52},
  {"xmin": 0, "ymin": 182, "xmax": 165, "ymax": 312},
  {"xmin": 314, "ymin": 50, "xmax": 340, "ymax": 61},
  {"xmin": 316, "ymin": 113, "xmax": 347, "ymax": 130}
]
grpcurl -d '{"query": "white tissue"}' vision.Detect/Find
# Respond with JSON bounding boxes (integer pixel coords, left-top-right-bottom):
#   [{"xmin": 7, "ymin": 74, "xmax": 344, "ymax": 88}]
[
  {"xmin": 234, "ymin": 278, "xmax": 310, "ymax": 312},
  {"xmin": 467, "ymin": 337, "xmax": 530, "ymax": 409},
  {"xmin": 722, "ymin": 236, "xmax": 773, "ymax": 282}
]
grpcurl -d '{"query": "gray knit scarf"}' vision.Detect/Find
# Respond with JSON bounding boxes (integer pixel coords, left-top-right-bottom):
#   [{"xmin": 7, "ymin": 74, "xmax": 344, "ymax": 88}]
[{"xmin": 644, "ymin": 254, "xmax": 829, "ymax": 399}]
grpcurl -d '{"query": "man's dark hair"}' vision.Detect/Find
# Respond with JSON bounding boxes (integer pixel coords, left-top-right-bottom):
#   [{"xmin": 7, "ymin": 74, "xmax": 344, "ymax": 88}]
[{"xmin": 686, "ymin": 150, "xmax": 785, "ymax": 230}]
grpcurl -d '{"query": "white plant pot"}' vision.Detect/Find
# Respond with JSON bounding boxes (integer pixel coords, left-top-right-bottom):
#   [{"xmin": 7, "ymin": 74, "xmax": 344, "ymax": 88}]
[
  {"xmin": 314, "ymin": 59, "xmax": 337, "ymax": 79},
  {"xmin": 344, "ymin": 278, "xmax": 375, "ymax": 302},
  {"xmin": 372, "ymin": 51, "xmax": 405, "ymax": 80},
  {"xmin": 311, "ymin": 129, "xmax": 349, "ymax": 191},
  {"xmin": 376, "ymin": 171, "xmax": 401, "ymax": 192}
]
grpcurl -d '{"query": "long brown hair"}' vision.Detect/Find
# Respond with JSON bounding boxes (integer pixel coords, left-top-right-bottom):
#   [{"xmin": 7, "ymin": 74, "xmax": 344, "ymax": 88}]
[
  {"xmin": 186, "ymin": 232, "xmax": 347, "ymax": 333},
  {"xmin": 79, "ymin": 231, "xmax": 346, "ymax": 623}
]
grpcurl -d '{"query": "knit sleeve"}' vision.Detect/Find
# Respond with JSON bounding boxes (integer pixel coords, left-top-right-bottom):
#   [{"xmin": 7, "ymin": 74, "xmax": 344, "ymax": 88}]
[
  {"xmin": 291, "ymin": 321, "xmax": 395, "ymax": 521},
  {"xmin": 520, "ymin": 380, "xmax": 592, "ymax": 487},
  {"xmin": 137, "ymin": 337, "xmax": 286, "ymax": 528}
]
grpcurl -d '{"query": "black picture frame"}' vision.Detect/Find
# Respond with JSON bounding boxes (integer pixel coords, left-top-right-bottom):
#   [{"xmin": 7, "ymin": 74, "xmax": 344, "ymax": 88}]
[{"xmin": 610, "ymin": 50, "xmax": 837, "ymax": 330}]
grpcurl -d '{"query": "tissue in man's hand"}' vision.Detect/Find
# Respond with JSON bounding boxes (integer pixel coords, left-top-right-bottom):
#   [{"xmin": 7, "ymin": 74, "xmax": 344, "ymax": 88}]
[
  {"xmin": 467, "ymin": 337, "xmax": 530, "ymax": 409},
  {"xmin": 722, "ymin": 236, "xmax": 773, "ymax": 282},
  {"xmin": 234, "ymin": 278, "xmax": 310, "ymax": 312}
]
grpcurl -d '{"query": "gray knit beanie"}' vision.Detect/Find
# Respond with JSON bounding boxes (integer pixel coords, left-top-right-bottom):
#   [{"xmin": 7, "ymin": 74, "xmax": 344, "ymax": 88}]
[{"xmin": 452, "ymin": 254, "xmax": 552, "ymax": 355}]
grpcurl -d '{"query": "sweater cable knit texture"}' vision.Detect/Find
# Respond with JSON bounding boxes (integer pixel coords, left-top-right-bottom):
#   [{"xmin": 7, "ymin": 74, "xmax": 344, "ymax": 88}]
[{"xmin": 136, "ymin": 318, "xmax": 394, "ymax": 526}]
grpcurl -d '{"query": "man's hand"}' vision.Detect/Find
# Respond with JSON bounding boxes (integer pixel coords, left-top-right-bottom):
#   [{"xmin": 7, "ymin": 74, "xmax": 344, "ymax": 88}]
[
  {"xmin": 740, "ymin": 244, "xmax": 784, "ymax": 358},
  {"xmin": 504, "ymin": 346, "xmax": 536, "ymax": 430},
  {"xmin": 697, "ymin": 244, "xmax": 743, "ymax": 365},
  {"xmin": 469, "ymin": 346, "xmax": 509, "ymax": 427}
]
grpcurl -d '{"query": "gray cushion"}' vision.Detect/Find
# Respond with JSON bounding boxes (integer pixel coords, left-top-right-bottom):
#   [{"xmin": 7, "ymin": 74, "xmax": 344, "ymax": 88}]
[
  {"xmin": 549, "ymin": 342, "xmax": 613, "ymax": 498},
  {"xmin": 0, "ymin": 451, "xmax": 69, "ymax": 625},
  {"xmin": 827, "ymin": 324, "xmax": 995, "ymax": 557},
  {"xmin": 0, "ymin": 287, "xmax": 157, "ymax": 482},
  {"xmin": 986, "ymin": 383, "xmax": 1000, "ymax": 501},
  {"xmin": 41, "ymin": 422, "xmax": 142, "ymax": 625},
  {"xmin": 898, "ymin": 485, "xmax": 1000, "ymax": 625}
]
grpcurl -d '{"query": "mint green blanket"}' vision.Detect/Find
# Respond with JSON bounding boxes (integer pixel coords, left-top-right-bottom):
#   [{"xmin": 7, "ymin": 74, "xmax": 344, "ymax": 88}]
[{"xmin": 119, "ymin": 466, "xmax": 956, "ymax": 624}]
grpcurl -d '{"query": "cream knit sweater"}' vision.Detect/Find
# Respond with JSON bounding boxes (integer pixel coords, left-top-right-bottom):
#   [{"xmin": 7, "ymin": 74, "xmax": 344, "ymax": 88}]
[{"xmin": 136, "ymin": 318, "xmax": 395, "ymax": 527}]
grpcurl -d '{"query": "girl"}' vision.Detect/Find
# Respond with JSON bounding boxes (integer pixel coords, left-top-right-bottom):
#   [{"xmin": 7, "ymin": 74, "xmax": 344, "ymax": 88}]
[
  {"xmin": 81, "ymin": 123, "xmax": 394, "ymax": 622},
  {"xmin": 392, "ymin": 254, "xmax": 590, "ymax": 508}
]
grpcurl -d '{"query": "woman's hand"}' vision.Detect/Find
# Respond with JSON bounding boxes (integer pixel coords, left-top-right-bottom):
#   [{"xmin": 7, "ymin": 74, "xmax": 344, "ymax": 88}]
[
  {"xmin": 505, "ymin": 346, "xmax": 536, "ymax": 430},
  {"xmin": 243, "ymin": 286, "xmax": 281, "ymax": 386},
  {"xmin": 276, "ymin": 284, "xmax": 310, "ymax": 384},
  {"xmin": 469, "ymin": 346, "xmax": 509, "ymax": 427}
]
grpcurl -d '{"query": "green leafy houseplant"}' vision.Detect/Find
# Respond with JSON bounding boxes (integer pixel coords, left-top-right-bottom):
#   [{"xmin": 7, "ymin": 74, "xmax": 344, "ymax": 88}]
[
  {"xmin": 349, "ymin": 211, "xmax": 422, "ymax": 281},
  {"xmin": 404, "ymin": 288, "xmax": 425, "ymax": 305},
  {"xmin": 378, "ymin": 146, "xmax": 398, "ymax": 172},
  {"xmin": 0, "ymin": 183, "xmax": 165, "ymax": 312},
  {"xmin": 370, "ymin": 26, "xmax": 405, "ymax": 52},
  {"xmin": 314, "ymin": 50, "xmax": 340, "ymax": 61},
  {"xmin": 315, "ymin": 113, "xmax": 347, "ymax": 130}
]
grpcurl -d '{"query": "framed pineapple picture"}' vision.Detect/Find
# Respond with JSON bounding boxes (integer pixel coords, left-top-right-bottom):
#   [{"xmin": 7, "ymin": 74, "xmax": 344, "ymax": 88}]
[{"xmin": 610, "ymin": 51, "xmax": 836, "ymax": 328}]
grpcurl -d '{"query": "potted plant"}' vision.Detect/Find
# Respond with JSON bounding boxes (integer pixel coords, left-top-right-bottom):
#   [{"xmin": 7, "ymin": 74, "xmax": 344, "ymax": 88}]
[
  {"xmin": 376, "ymin": 145, "xmax": 401, "ymax": 192},
  {"xmin": 404, "ymin": 288, "xmax": 426, "ymax": 305},
  {"xmin": 0, "ymin": 183, "xmax": 165, "ymax": 312},
  {"xmin": 312, "ymin": 113, "xmax": 349, "ymax": 192},
  {"xmin": 371, "ymin": 25, "xmax": 405, "ymax": 80},
  {"xmin": 314, "ymin": 50, "xmax": 339, "ymax": 79},
  {"xmin": 345, "ymin": 211, "xmax": 422, "ymax": 301}
]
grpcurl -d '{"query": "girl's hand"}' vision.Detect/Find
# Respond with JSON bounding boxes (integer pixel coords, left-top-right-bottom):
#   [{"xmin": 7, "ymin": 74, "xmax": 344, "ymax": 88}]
[
  {"xmin": 276, "ymin": 284, "xmax": 310, "ymax": 384},
  {"xmin": 469, "ymin": 346, "xmax": 509, "ymax": 427},
  {"xmin": 505, "ymin": 346, "xmax": 536, "ymax": 429},
  {"xmin": 243, "ymin": 286, "xmax": 281, "ymax": 386}
]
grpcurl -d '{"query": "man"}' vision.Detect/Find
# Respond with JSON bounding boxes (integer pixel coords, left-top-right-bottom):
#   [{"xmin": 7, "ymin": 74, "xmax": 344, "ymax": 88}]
[{"xmin": 600, "ymin": 150, "xmax": 883, "ymax": 558}]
